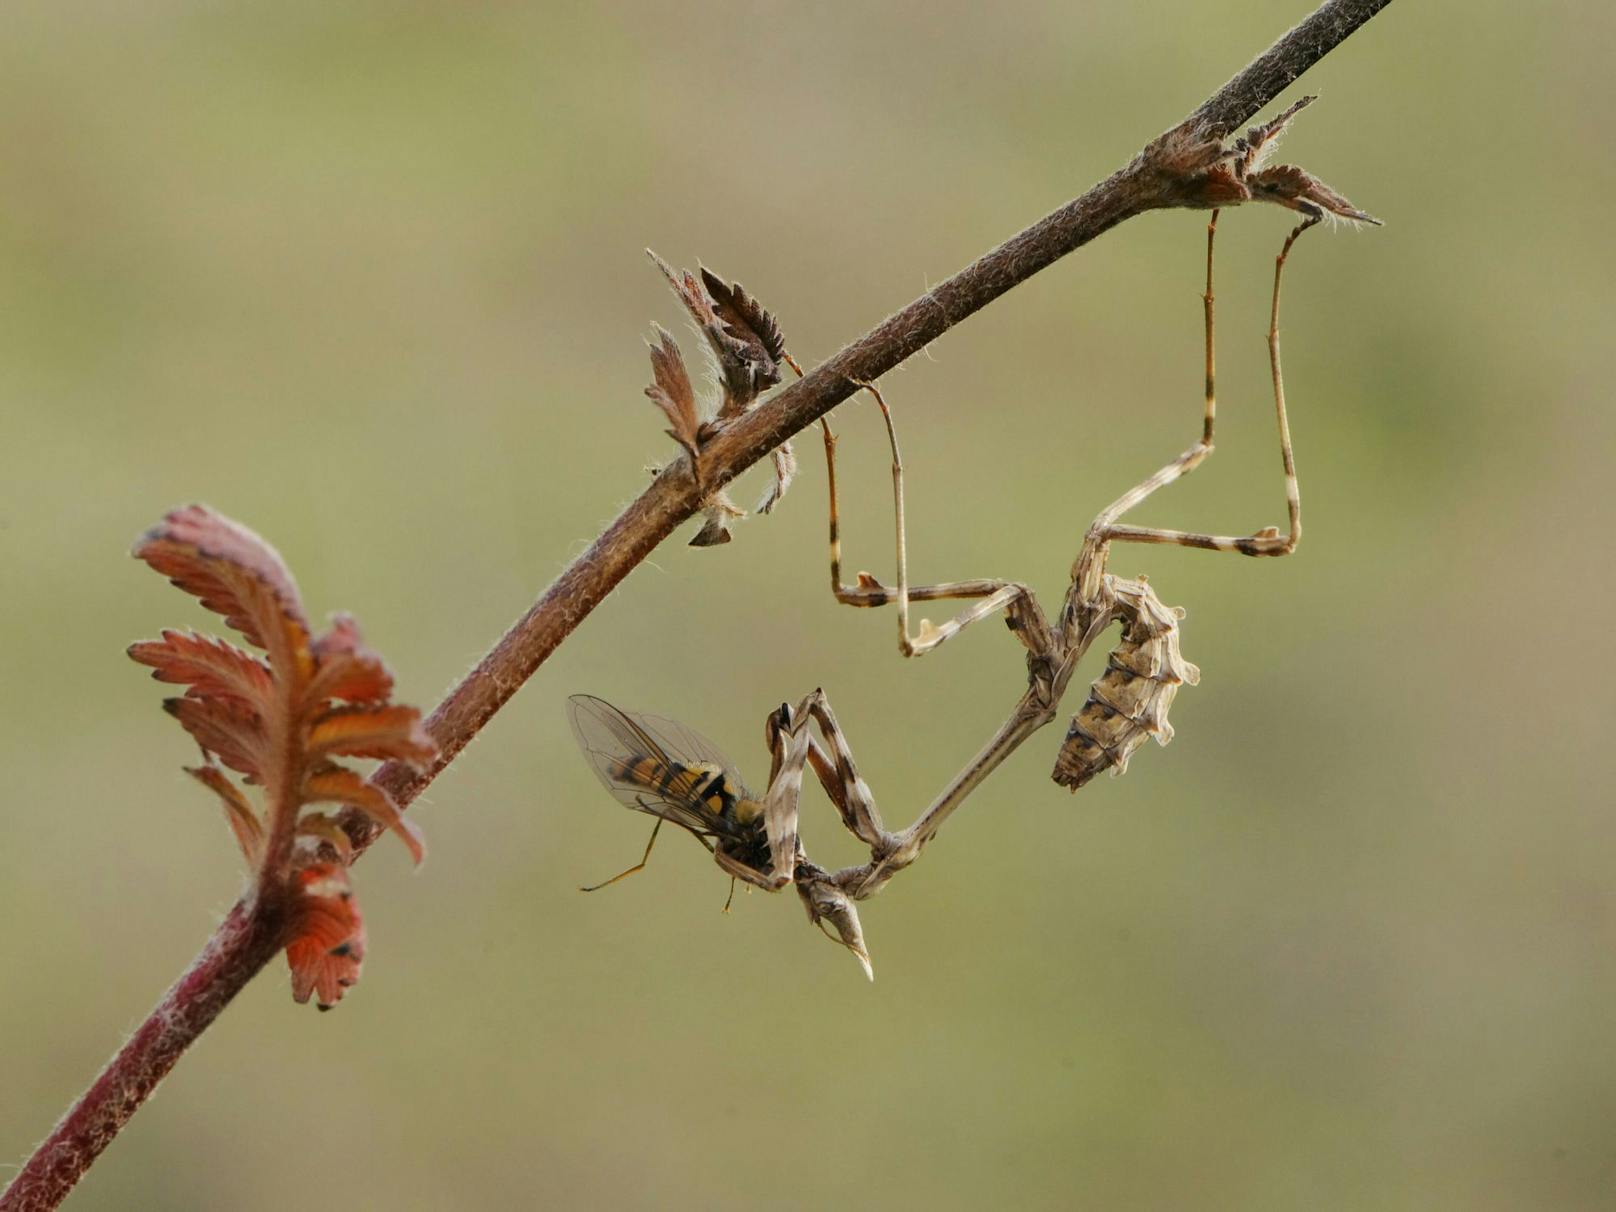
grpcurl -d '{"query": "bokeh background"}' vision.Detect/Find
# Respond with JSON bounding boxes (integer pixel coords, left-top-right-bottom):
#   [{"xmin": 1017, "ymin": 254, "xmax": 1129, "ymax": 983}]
[{"xmin": 2, "ymin": 2, "xmax": 1613, "ymax": 1208}]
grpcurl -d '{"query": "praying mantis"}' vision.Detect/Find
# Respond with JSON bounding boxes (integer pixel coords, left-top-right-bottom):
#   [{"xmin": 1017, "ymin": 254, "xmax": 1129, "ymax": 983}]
[{"xmin": 574, "ymin": 98, "xmax": 1378, "ymax": 975}]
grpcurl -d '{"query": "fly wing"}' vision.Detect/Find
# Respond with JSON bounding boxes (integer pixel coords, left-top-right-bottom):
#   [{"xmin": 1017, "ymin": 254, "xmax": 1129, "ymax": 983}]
[
  {"xmin": 631, "ymin": 710, "xmax": 750, "ymax": 795},
  {"xmin": 567, "ymin": 694, "xmax": 745, "ymax": 838}
]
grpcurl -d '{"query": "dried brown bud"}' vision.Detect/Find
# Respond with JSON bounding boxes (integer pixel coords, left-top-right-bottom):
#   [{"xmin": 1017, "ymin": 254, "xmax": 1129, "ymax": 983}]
[
  {"xmin": 698, "ymin": 266, "xmax": 787, "ymax": 416},
  {"xmin": 645, "ymin": 249, "xmax": 802, "ymax": 542},
  {"xmin": 644, "ymin": 323, "xmax": 701, "ymax": 463},
  {"xmin": 647, "ymin": 249, "xmax": 790, "ymax": 419},
  {"xmin": 688, "ymin": 488, "xmax": 746, "ymax": 547}
]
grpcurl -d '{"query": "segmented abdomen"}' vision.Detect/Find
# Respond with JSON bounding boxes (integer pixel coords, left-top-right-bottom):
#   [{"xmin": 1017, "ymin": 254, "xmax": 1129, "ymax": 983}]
[{"xmin": 1051, "ymin": 578, "xmax": 1201, "ymax": 791}]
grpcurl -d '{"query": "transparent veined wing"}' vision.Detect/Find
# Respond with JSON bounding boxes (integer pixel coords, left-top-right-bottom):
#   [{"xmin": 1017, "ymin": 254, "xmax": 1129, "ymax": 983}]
[{"xmin": 567, "ymin": 694, "xmax": 751, "ymax": 839}]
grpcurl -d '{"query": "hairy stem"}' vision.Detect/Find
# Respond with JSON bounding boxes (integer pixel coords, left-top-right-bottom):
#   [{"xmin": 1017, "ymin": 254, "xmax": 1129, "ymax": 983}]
[
  {"xmin": 0, "ymin": 899, "xmax": 289, "ymax": 1211},
  {"xmin": 1, "ymin": 2, "xmax": 1393, "ymax": 1205}
]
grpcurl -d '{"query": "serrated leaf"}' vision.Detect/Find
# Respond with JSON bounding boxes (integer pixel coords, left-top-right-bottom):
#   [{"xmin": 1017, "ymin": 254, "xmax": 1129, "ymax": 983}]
[
  {"xmin": 647, "ymin": 248, "xmax": 721, "ymax": 331},
  {"xmin": 164, "ymin": 696, "xmax": 267, "ymax": 779},
  {"xmin": 307, "ymin": 614, "xmax": 394, "ymax": 706},
  {"xmin": 645, "ymin": 324, "xmax": 701, "ymax": 461},
  {"xmin": 698, "ymin": 266, "xmax": 786, "ymax": 417},
  {"xmin": 134, "ymin": 506, "xmax": 311, "ymax": 663},
  {"xmin": 186, "ymin": 764, "xmax": 264, "ymax": 863},
  {"xmin": 647, "ymin": 250, "xmax": 788, "ymax": 420},
  {"xmin": 135, "ymin": 504, "xmax": 435, "ymax": 1009},
  {"xmin": 700, "ymin": 266, "xmax": 787, "ymax": 369},
  {"xmin": 307, "ymin": 704, "xmax": 436, "ymax": 768},
  {"xmin": 130, "ymin": 630, "xmax": 274, "ymax": 710},
  {"xmin": 286, "ymin": 861, "xmax": 365, "ymax": 1010},
  {"xmin": 304, "ymin": 763, "xmax": 425, "ymax": 865}
]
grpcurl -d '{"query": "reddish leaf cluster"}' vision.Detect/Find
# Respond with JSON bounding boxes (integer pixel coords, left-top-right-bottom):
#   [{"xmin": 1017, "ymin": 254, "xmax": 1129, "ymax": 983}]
[
  {"xmin": 130, "ymin": 505, "xmax": 436, "ymax": 1009},
  {"xmin": 643, "ymin": 251, "xmax": 800, "ymax": 546}
]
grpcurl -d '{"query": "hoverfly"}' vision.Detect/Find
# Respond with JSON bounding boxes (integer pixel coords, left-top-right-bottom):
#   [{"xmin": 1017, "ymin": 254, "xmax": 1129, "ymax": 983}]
[
  {"xmin": 568, "ymin": 692, "xmax": 874, "ymax": 977},
  {"xmin": 567, "ymin": 694, "xmax": 778, "ymax": 897}
]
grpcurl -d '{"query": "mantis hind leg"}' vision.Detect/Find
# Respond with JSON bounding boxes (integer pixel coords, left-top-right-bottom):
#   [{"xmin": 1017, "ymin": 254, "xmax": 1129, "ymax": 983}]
[{"xmin": 1088, "ymin": 213, "xmax": 1316, "ymax": 560}]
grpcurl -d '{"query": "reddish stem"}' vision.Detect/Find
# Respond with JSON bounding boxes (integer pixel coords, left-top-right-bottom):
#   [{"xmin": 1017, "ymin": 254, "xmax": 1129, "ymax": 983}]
[{"xmin": 0, "ymin": 898, "xmax": 288, "ymax": 1211}]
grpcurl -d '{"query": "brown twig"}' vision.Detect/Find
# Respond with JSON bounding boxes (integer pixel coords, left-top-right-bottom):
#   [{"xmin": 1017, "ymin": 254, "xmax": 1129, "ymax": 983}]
[{"xmin": 0, "ymin": 2, "xmax": 1393, "ymax": 1206}]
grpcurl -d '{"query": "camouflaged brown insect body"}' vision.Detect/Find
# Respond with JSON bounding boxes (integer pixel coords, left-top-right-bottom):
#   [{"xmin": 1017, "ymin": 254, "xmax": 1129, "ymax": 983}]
[{"xmin": 1050, "ymin": 578, "xmax": 1200, "ymax": 790}]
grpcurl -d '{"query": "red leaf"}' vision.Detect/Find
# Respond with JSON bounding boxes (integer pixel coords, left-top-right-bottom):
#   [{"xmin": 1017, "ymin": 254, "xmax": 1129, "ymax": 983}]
[
  {"xmin": 304, "ymin": 763, "xmax": 426, "ymax": 865},
  {"xmin": 134, "ymin": 505, "xmax": 311, "ymax": 663},
  {"xmin": 285, "ymin": 861, "xmax": 365, "ymax": 1010},
  {"xmin": 129, "ymin": 630, "xmax": 274, "ymax": 711},
  {"xmin": 307, "ymin": 705, "xmax": 436, "ymax": 768},
  {"xmin": 134, "ymin": 505, "xmax": 438, "ymax": 1007},
  {"xmin": 185, "ymin": 764, "xmax": 264, "ymax": 863},
  {"xmin": 164, "ymin": 697, "xmax": 267, "ymax": 780},
  {"xmin": 308, "ymin": 614, "xmax": 395, "ymax": 706}
]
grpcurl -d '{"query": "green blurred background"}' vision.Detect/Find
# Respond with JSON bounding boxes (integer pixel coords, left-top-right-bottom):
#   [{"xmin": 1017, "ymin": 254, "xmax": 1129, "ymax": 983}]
[{"xmin": 2, "ymin": 2, "xmax": 1613, "ymax": 1208}]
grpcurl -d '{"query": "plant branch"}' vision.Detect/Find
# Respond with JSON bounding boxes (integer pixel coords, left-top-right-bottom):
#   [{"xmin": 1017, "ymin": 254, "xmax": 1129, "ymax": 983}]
[
  {"xmin": 0, "ymin": 2, "xmax": 1393, "ymax": 1205},
  {"xmin": 0, "ymin": 902, "xmax": 288, "ymax": 1212},
  {"xmin": 359, "ymin": 0, "xmax": 1392, "ymax": 834}
]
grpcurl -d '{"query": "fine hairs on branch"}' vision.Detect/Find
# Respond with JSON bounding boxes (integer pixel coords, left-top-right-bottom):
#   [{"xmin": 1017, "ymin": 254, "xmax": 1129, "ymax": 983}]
[{"xmin": 0, "ymin": 2, "xmax": 1395, "ymax": 1207}]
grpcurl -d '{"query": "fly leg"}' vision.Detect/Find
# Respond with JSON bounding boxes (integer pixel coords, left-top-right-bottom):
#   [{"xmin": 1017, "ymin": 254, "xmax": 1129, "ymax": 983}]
[{"xmin": 578, "ymin": 818, "xmax": 666, "ymax": 892}]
